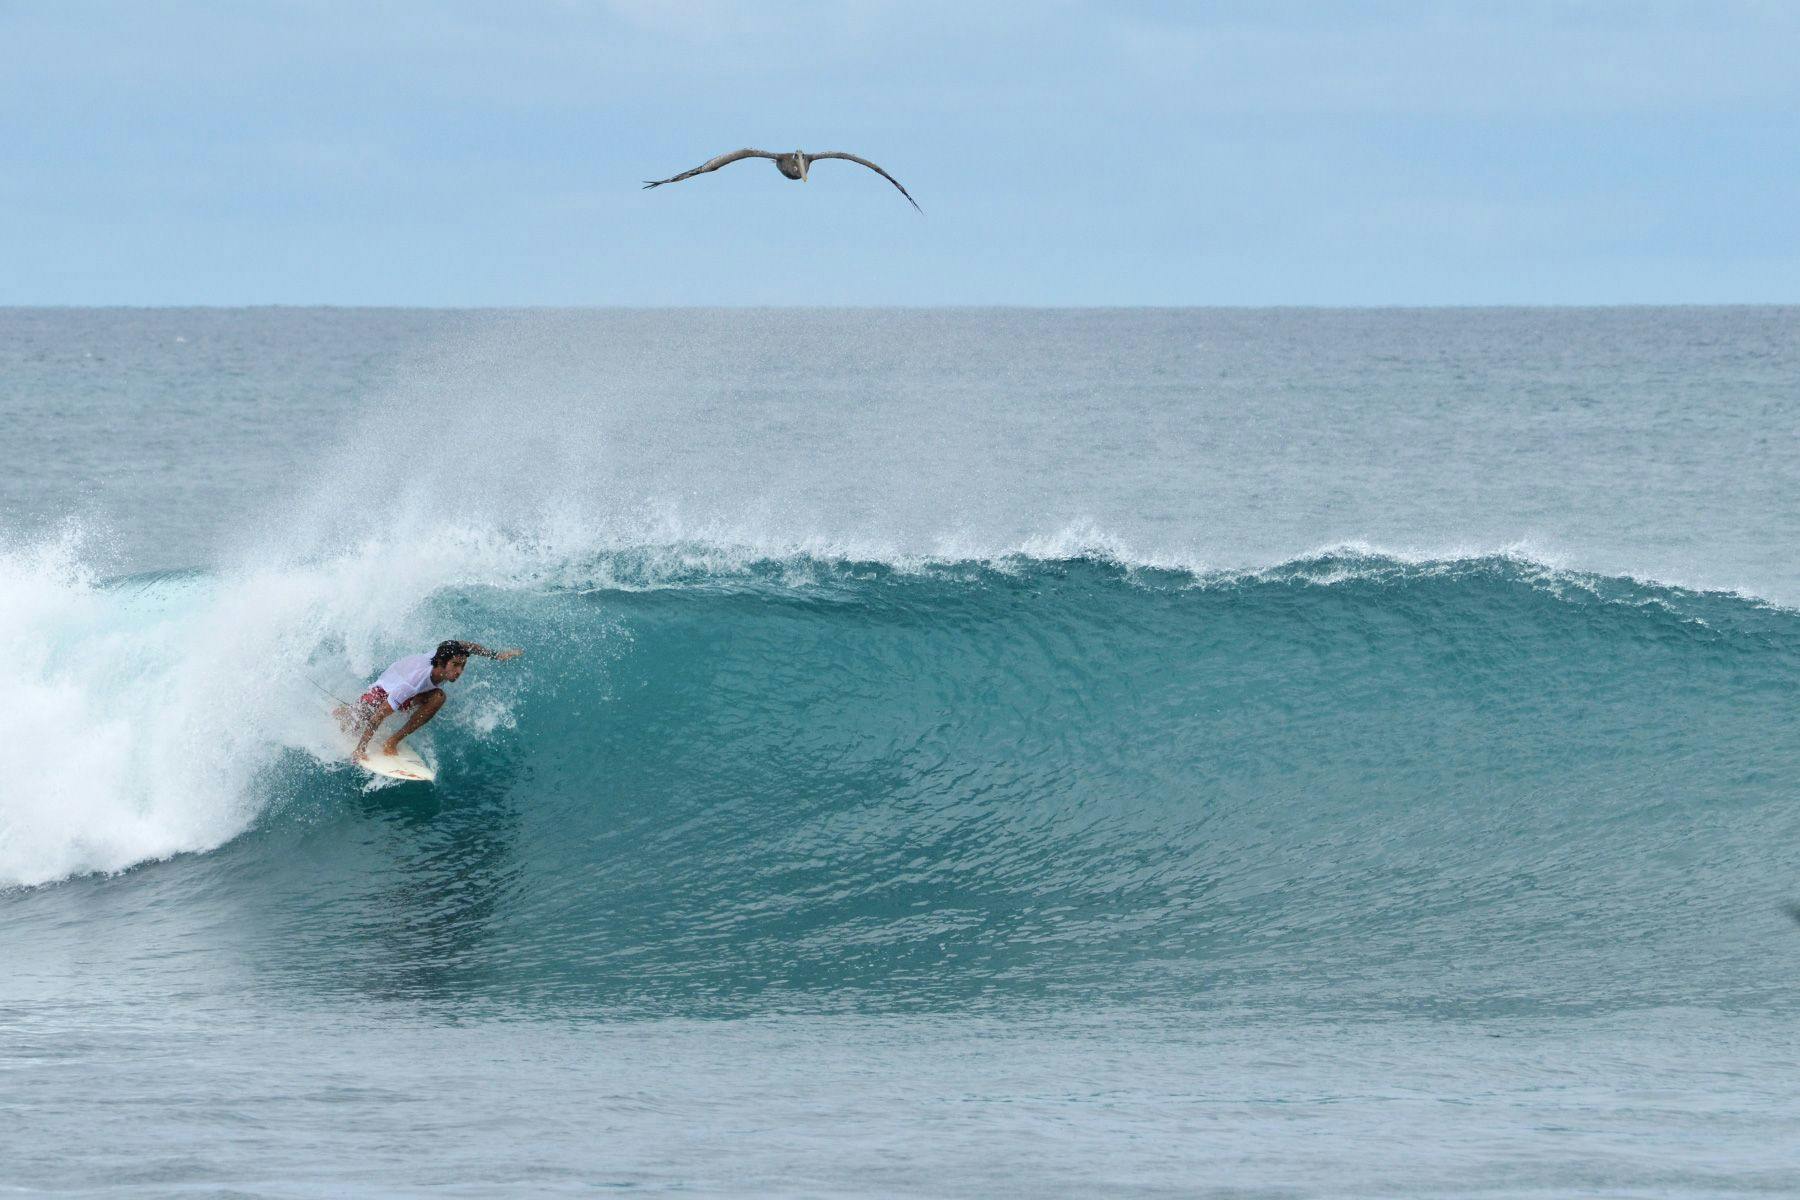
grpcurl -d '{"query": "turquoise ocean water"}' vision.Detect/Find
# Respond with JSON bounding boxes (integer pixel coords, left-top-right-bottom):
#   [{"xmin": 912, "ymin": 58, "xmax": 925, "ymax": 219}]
[{"xmin": 3, "ymin": 308, "xmax": 1799, "ymax": 1195}]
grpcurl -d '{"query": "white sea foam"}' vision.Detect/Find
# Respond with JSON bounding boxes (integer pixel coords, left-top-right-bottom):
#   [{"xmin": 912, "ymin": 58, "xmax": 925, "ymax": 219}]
[
  {"xmin": 0, "ymin": 532, "xmax": 253, "ymax": 887},
  {"xmin": 0, "ymin": 522, "xmax": 545, "ymax": 889}
]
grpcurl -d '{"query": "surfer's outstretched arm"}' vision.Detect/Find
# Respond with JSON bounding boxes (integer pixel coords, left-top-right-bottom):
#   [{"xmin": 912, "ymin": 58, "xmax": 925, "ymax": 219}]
[{"xmin": 457, "ymin": 642, "xmax": 522, "ymax": 661}]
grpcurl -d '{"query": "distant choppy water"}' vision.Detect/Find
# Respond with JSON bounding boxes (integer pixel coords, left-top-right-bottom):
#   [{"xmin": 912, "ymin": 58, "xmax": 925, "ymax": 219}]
[{"xmin": 3, "ymin": 308, "xmax": 1799, "ymax": 1196}]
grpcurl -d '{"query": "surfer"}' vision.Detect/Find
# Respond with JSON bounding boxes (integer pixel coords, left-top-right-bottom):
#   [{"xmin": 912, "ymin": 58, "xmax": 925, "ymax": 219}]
[{"xmin": 342, "ymin": 640, "xmax": 522, "ymax": 763}]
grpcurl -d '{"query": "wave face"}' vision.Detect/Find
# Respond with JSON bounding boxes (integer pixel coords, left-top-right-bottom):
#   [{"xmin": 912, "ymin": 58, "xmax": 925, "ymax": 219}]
[{"xmin": 7, "ymin": 540, "xmax": 1795, "ymax": 1017}]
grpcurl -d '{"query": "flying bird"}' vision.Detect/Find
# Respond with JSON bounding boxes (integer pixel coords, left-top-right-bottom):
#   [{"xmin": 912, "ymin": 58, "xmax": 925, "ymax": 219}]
[{"xmin": 643, "ymin": 149, "xmax": 921, "ymax": 212}]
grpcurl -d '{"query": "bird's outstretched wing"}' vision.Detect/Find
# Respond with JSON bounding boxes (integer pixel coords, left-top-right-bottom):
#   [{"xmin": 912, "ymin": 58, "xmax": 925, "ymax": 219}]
[
  {"xmin": 805, "ymin": 152, "xmax": 922, "ymax": 212},
  {"xmin": 643, "ymin": 149, "xmax": 779, "ymax": 189}
]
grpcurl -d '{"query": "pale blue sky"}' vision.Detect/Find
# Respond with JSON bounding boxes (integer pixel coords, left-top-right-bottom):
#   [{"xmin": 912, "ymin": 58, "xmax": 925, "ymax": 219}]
[{"xmin": 4, "ymin": 1, "xmax": 1797, "ymax": 305}]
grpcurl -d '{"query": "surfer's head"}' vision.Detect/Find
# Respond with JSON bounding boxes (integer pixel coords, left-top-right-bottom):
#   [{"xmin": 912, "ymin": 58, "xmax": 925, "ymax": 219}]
[
  {"xmin": 431, "ymin": 640, "xmax": 471, "ymax": 682},
  {"xmin": 432, "ymin": 640, "xmax": 472, "ymax": 666}
]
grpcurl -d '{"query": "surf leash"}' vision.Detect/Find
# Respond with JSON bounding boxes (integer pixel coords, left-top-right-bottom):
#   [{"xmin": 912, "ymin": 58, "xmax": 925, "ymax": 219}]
[{"xmin": 305, "ymin": 676, "xmax": 355, "ymax": 708}]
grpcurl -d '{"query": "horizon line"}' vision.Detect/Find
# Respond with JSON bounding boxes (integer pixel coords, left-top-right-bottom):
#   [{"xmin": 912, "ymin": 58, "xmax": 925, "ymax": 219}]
[{"xmin": 4, "ymin": 301, "xmax": 1797, "ymax": 313}]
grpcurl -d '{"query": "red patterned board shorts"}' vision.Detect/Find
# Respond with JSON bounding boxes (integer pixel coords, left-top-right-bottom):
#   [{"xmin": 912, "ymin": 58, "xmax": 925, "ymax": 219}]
[{"xmin": 359, "ymin": 685, "xmax": 427, "ymax": 714}]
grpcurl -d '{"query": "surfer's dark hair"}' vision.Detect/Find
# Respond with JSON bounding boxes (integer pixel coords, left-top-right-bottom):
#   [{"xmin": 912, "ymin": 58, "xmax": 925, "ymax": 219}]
[{"xmin": 432, "ymin": 640, "xmax": 471, "ymax": 666}]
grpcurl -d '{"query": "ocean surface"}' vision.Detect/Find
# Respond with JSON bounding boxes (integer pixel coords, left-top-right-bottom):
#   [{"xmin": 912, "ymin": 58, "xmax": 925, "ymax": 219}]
[{"xmin": 3, "ymin": 307, "xmax": 1798, "ymax": 1197}]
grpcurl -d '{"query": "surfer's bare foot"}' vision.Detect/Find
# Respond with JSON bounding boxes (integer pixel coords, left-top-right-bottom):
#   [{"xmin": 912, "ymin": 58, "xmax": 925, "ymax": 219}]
[{"xmin": 382, "ymin": 739, "xmax": 403, "ymax": 757}]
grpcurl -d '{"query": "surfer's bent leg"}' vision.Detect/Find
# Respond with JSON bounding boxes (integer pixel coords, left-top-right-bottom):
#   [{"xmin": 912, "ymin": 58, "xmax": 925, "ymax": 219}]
[
  {"xmin": 382, "ymin": 688, "xmax": 445, "ymax": 755},
  {"xmin": 352, "ymin": 701, "xmax": 392, "ymax": 760}
]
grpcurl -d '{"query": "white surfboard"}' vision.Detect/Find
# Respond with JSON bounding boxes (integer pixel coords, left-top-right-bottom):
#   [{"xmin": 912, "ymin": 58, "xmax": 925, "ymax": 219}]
[
  {"xmin": 331, "ymin": 705, "xmax": 437, "ymax": 782},
  {"xmin": 354, "ymin": 742, "xmax": 437, "ymax": 783}
]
